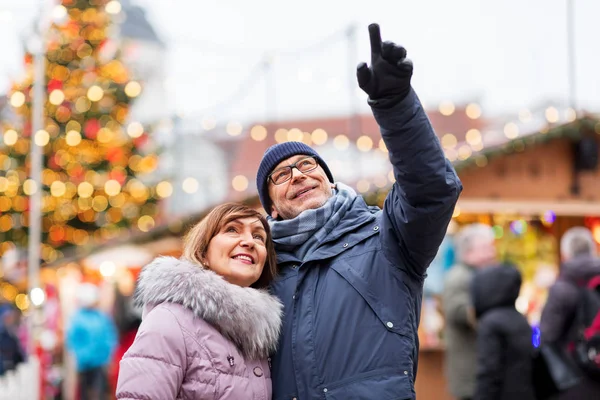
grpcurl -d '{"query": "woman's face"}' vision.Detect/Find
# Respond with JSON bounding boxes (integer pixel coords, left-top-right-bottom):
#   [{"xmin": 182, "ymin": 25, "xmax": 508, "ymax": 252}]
[{"xmin": 204, "ymin": 217, "xmax": 268, "ymax": 287}]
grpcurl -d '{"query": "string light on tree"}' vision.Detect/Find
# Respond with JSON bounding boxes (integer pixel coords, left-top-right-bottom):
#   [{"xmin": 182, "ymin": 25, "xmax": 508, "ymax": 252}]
[{"xmin": 0, "ymin": 0, "xmax": 160, "ymax": 257}]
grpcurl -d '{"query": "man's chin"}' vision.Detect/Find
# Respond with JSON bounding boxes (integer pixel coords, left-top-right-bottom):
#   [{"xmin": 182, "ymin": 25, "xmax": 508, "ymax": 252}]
[{"xmin": 289, "ymin": 198, "xmax": 328, "ymax": 218}]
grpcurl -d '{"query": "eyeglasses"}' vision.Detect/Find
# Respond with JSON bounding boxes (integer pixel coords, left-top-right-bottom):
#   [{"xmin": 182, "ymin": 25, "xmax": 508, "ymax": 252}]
[{"xmin": 268, "ymin": 156, "xmax": 319, "ymax": 185}]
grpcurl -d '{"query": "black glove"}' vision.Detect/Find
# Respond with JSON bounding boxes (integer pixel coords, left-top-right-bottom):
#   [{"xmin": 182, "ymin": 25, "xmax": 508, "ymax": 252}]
[{"xmin": 356, "ymin": 23, "xmax": 413, "ymax": 109}]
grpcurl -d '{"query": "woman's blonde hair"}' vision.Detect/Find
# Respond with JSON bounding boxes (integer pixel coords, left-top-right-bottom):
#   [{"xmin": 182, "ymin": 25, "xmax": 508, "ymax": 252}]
[{"xmin": 182, "ymin": 202, "xmax": 277, "ymax": 289}]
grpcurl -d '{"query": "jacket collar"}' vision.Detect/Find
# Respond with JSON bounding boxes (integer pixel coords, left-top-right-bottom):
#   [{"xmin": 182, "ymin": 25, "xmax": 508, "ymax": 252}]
[{"xmin": 134, "ymin": 257, "xmax": 283, "ymax": 360}]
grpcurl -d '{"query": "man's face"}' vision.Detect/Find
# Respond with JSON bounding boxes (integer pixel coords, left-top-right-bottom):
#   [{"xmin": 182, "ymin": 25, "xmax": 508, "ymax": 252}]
[
  {"xmin": 463, "ymin": 237, "xmax": 497, "ymax": 268},
  {"xmin": 267, "ymin": 155, "xmax": 333, "ymax": 220}
]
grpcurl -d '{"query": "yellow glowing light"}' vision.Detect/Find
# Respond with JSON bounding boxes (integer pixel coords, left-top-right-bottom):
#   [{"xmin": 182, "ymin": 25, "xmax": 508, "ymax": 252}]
[
  {"xmin": 457, "ymin": 145, "xmax": 472, "ymax": 160},
  {"xmin": 465, "ymin": 129, "xmax": 482, "ymax": 146},
  {"xmin": 566, "ymin": 108, "xmax": 577, "ymax": 122},
  {"xmin": 75, "ymin": 97, "xmax": 91, "ymax": 113},
  {"xmin": 226, "ymin": 122, "xmax": 243, "ymax": 136},
  {"xmin": 388, "ymin": 170, "xmax": 395, "ymax": 183},
  {"xmin": 15, "ymin": 293, "xmax": 29, "ymax": 311},
  {"xmin": 201, "ymin": 117, "xmax": 216, "ymax": 131},
  {"xmin": 3, "ymin": 129, "xmax": 18, "ymax": 146},
  {"xmin": 232, "ymin": 175, "xmax": 248, "ymax": 192},
  {"xmin": 92, "ymin": 196, "xmax": 109, "ymax": 212},
  {"xmin": 518, "ymin": 109, "xmax": 532, "ymax": 122},
  {"xmin": 475, "ymin": 156, "xmax": 488, "ymax": 167},
  {"xmin": 10, "ymin": 92, "xmax": 25, "ymax": 108},
  {"xmin": 504, "ymin": 123, "xmax": 519, "ymax": 139},
  {"xmin": 356, "ymin": 180, "xmax": 370, "ymax": 193},
  {"xmin": 274, "ymin": 129, "xmax": 288, "ymax": 143},
  {"xmin": 452, "ymin": 206, "xmax": 461, "ymax": 218},
  {"xmin": 125, "ymin": 81, "xmax": 142, "ymax": 97},
  {"xmin": 439, "ymin": 101, "xmax": 455, "ymax": 116},
  {"xmin": 379, "ymin": 139, "xmax": 388, "ymax": 153},
  {"xmin": 65, "ymin": 130, "xmax": 82, "ymax": 146},
  {"xmin": 356, "ymin": 135, "xmax": 373, "ymax": 152},
  {"xmin": 105, "ymin": 0, "xmax": 122, "ymax": 14},
  {"xmin": 66, "ymin": 120, "xmax": 81, "ymax": 132},
  {"xmin": 156, "ymin": 181, "xmax": 173, "ymax": 198},
  {"xmin": 311, "ymin": 129, "xmax": 328, "ymax": 146},
  {"xmin": 87, "ymin": 85, "xmax": 104, "ymax": 102},
  {"xmin": 104, "ymin": 180, "xmax": 121, "ymax": 196},
  {"xmin": 374, "ymin": 175, "xmax": 388, "ymax": 188},
  {"xmin": 78, "ymin": 182, "xmax": 94, "ymax": 198},
  {"xmin": 99, "ymin": 261, "xmax": 116, "ymax": 277},
  {"xmin": 49, "ymin": 89, "xmax": 65, "ymax": 105},
  {"xmin": 182, "ymin": 177, "xmax": 198, "ymax": 193},
  {"xmin": 52, "ymin": 4, "xmax": 67, "ymax": 20},
  {"xmin": 250, "ymin": 125, "xmax": 267, "ymax": 141},
  {"xmin": 545, "ymin": 107, "xmax": 559, "ymax": 123},
  {"xmin": 465, "ymin": 103, "xmax": 481, "ymax": 119},
  {"xmin": 0, "ymin": 178, "xmax": 8, "ymax": 192},
  {"xmin": 1, "ymin": 283, "xmax": 18, "ymax": 301},
  {"xmin": 34, "ymin": 130, "xmax": 50, "ymax": 146},
  {"xmin": 138, "ymin": 215, "xmax": 155, "ymax": 232},
  {"xmin": 50, "ymin": 181, "xmax": 66, "ymax": 197},
  {"xmin": 287, "ymin": 128, "xmax": 303, "ymax": 142},
  {"xmin": 593, "ymin": 225, "xmax": 600, "ymax": 244},
  {"xmin": 108, "ymin": 193, "xmax": 125, "ymax": 208},
  {"xmin": 441, "ymin": 133, "xmax": 457, "ymax": 149},
  {"xmin": 97, "ymin": 128, "xmax": 114, "ymax": 144},
  {"xmin": 23, "ymin": 179, "xmax": 37, "ymax": 195},
  {"xmin": 302, "ymin": 132, "xmax": 312, "ymax": 145},
  {"xmin": 127, "ymin": 122, "xmax": 144, "ymax": 138},
  {"xmin": 471, "ymin": 142, "xmax": 484, "ymax": 152},
  {"xmin": 333, "ymin": 135, "xmax": 349, "ymax": 150}
]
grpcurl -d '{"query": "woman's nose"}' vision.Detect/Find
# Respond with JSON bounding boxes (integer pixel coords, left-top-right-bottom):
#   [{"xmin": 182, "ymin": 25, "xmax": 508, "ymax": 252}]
[{"xmin": 239, "ymin": 234, "xmax": 255, "ymax": 248}]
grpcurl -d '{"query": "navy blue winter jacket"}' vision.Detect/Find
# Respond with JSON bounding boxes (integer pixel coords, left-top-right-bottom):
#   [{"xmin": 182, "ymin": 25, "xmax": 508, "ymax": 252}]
[{"xmin": 270, "ymin": 90, "xmax": 462, "ymax": 400}]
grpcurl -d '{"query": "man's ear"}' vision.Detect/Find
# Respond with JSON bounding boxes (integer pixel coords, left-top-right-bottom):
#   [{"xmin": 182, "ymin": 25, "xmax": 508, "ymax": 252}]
[{"xmin": 270, "ymin": 206, "xmax": 279, "ymax": 219}]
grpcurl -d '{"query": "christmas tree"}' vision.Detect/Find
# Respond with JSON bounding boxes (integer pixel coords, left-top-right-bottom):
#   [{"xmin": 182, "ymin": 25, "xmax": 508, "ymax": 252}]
[{"xmin": 0, "ymin": 0, "xmax": 162, "ymax": 263}]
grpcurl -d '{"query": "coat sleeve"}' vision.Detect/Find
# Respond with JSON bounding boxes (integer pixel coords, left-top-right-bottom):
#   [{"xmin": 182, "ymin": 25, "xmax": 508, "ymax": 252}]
[
  {"xmin": 475, "ymin": 318, "xmax": 505, "ymax": 400},
  {"xmin": 540, "ymin": 281, "xmax": 578, "ymax": 344},
  {"xmin": 442, "ymin": 269, "xmax": 476, "ymax": 329},
  {"xmin": 116, "ymin": 305, "xmax": 186, "ymax": 399},
  {"xmin": 373, "ymin": 89, "xmax": 462, "ymax": 278}
]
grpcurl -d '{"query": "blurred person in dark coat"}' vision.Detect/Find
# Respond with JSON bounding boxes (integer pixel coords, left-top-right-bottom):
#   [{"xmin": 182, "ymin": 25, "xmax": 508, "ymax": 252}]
[
  {"xmin": 0, "ymin": 304, "xmax": 25, "ymax": 376},
  {"xmin": 442, "ymin": 223, "xmax": 497, "ymax": 400},
  {"xmin": 540, "ymin": 227, "xmax": 600, "ymax": 399},
  {"xmin": 472, "ymin": 263, "xmax": 536, "ymax": 400}
]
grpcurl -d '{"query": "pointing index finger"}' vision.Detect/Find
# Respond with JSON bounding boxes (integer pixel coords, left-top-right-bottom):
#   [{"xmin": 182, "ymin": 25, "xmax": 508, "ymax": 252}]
[{"xmin": 368, "ymin": 23, "xmax": 382, "ymax": 55}]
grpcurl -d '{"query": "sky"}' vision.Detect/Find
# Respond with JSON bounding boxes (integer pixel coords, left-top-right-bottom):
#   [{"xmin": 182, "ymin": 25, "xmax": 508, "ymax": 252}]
[{"xmin": 0, "ymin": 0, "xmax": 598, "ymax": 124}]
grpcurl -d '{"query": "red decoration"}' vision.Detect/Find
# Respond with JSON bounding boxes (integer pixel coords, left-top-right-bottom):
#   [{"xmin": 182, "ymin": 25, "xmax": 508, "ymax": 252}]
[
  {"xmin": 133, "ymin": 134, "xmax": 148, "ymax": 148},
  {"xmin": 84, "ymin": 119, "xmax": 100, "ymax": 139},
  {"xmin": 106, "ymin": 147, "xmax": 124, "ymax": 164},
  {"xmin": 47, "ymin": 79, "xmax": 63, "ymax": 93},
  {"xmin": 69, "ymin": 165, "xmax": 85, "ymax": 182},
  {"xmin": 109, "ymin": 169, "xmax": 127, "ymax": 184}
]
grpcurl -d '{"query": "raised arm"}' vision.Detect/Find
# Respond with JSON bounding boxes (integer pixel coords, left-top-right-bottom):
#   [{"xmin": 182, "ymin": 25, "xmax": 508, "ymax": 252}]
[{"xmin": 357, "ymin": 23, "xmax": 462, "ymax": 277}]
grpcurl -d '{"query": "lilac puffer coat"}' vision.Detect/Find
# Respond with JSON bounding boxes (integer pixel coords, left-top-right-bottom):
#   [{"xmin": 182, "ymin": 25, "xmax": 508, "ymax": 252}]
[{"xmin": 116, "ymin": 257, "xmax": 283, "ymax": 399}]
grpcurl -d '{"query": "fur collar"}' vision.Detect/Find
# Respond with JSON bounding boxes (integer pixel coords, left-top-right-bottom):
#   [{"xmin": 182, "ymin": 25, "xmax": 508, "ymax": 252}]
[{"xmin": 134, "ymin": 256, "xmax": 282, "ymax": 360}]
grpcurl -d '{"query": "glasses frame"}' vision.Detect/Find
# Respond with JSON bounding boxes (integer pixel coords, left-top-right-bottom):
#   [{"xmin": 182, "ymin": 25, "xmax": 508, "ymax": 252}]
[{"xmin": 268, "ymin": 156, "xmax": 319, "ymax": 185}]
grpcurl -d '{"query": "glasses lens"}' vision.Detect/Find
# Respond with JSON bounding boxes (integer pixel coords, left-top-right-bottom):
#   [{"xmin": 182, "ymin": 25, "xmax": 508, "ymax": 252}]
[
  {"xmin": 272, "ymin": 168, "xmax": 292, "ymax": 184},
  {"xmin": 298, "ymin": 157, "xmax": 318, "ymax": 172}
]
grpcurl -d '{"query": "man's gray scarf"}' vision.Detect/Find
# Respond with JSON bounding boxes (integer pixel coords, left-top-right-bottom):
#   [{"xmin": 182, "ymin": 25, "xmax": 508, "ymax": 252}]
[{"xmin": 268, "ymin": 182, "xmax": 357, "ymax": 261}]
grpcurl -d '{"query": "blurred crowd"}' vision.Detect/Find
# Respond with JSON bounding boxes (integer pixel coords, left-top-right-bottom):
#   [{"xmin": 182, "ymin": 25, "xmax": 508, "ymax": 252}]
[{"xmin": 443, "ymin": 224, "xmax": 600, "ymax": 400}]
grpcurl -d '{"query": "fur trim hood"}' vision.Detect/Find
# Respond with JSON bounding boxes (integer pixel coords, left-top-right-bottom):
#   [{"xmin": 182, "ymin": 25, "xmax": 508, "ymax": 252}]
[{"xmin": 134, "ymin": 256, "xmax": 283, "ymax": 360}]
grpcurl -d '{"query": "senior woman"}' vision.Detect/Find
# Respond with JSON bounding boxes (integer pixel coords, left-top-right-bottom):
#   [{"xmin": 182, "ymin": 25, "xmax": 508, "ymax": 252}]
[{"xmin": 116, "ymin": 203, "xmax": 282, "ymax": 399}]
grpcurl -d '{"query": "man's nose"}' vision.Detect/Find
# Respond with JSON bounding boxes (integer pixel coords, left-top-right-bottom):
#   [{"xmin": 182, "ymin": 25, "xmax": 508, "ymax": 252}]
[{"xmin": 290, "ymin": 167, "xmax": 306, "ymax": 182}]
